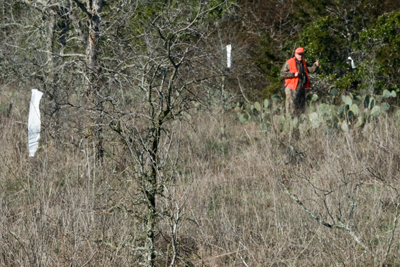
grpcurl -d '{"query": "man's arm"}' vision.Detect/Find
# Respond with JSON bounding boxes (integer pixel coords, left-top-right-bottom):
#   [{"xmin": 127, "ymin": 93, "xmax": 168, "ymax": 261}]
[
  {"xmin": 280, "ymin": 62, "xmax": 296, "ymax": 78},
  {"xmin": 307, "ymin": 60, "xmax": 319, "ymax": 74}
]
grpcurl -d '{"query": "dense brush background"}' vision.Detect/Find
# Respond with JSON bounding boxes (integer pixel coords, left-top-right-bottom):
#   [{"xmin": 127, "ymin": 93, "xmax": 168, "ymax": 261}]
[{"xmin": 1, "ymin": 0, "xmax": 400, "ymax": 266}]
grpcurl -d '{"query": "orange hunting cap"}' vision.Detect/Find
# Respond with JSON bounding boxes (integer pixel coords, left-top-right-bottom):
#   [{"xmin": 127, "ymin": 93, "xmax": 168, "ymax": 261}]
[{"xmin": 295, "ymin": 47, "xmax": 305, "ymax": 54}]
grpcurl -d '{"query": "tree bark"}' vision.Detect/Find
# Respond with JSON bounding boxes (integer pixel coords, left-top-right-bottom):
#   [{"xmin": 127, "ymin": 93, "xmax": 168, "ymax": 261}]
[
  {"xmin": 82, "ymin": 0, "xmax": 104, "ymax": 160},
  {"xmin": 144, "ymin": 124, "xmax": 161, "ymax": 267},
  {"xmin": 45, "ymin": 12, "xmax": 56, "ymax": 80},
  {"xmin": 85, "ymin": 0, "xmax": 103, "ymax": 87}
]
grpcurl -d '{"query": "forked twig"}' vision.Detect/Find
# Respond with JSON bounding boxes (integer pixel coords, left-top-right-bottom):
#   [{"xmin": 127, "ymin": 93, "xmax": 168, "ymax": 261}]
[{"xmin": 276, "ymin": 172, "xmax": 376, "ymax": 260}]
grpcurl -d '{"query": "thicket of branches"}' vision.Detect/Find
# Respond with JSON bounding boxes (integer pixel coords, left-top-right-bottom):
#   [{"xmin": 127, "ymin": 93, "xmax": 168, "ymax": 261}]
[{"xmin": 1, "ymin": 0, "xmax": 400, "ymax": 266}]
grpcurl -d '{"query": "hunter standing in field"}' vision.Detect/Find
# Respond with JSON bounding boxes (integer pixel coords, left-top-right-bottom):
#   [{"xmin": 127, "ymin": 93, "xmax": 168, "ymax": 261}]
[{"xmin": 280, "ymin": 47, "xmax": 319, "ymax": 116}]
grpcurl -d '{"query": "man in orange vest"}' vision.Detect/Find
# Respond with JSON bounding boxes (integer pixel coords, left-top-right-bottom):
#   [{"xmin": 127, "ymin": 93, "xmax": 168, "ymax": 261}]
[{"xmin": 280, "ymin": 47, "xmax": 319, "ymax": 116}]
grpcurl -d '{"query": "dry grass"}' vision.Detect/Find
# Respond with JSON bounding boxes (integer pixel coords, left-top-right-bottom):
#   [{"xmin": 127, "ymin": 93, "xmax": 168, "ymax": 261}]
[
  {"xmin": 0, "ymin": 94, "xmax": 400, "ymax": 266},
  {"xmin": 178, "ymin": 108, "xmax": 400, "ymax": 266}
]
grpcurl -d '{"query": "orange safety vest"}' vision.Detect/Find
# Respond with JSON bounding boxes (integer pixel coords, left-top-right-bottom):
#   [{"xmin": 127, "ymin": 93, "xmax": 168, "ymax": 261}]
[{"xmin": 285, "ymin": 57, "xmax": 310, "ymax": 90}]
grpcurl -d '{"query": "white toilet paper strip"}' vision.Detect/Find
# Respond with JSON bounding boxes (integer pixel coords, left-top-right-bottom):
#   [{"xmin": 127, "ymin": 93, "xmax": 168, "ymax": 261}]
[
  {"xmin": 226, "ymin": 44, "xmax": 232, "ymax": 68},
  {"xmin": 28, "ymin": 89, "xmax": 43, "ymax": 157}
]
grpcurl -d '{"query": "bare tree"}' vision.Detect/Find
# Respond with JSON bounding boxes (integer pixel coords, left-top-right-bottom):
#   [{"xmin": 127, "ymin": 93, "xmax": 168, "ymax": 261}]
[
  {"xmin": 103, "ymin": 2, "xmax": 228, "ymax": 265},
  {"xmin": 3, "ymin": 0, "xmax": 229, "ymax": 265}
]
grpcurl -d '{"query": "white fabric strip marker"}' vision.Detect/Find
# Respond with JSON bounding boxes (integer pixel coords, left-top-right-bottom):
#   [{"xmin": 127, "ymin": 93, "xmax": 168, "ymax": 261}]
[
  {"xmin": 226, "ymin": 44, "xmax": 232, "ymax": 68},
  {"xmin": 348, "ymin": 56, "xmax": 356, "ymax": 69},
  {"xmin": 28, "ymin": 89, "xmax": 43, "ymax": 157}
]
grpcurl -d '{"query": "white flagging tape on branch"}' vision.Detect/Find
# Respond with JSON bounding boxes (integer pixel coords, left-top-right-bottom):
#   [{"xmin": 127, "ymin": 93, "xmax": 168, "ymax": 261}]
[
  {"xmin": 28, "ymin": 89, "xmax": 43, "ymax": 157},
  {"xmin": 348, "ymin": 56, "xmax": 356, "ymax": 69},
  {"xmin": 226, "ymin": 44, "xmax": 232, "ymax": 68}
]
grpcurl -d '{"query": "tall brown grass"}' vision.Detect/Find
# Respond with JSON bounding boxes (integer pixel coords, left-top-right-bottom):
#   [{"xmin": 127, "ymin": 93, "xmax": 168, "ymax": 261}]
[{"xmin": 0, "ymin": 93, "xmax": 399, "ymax": 266}]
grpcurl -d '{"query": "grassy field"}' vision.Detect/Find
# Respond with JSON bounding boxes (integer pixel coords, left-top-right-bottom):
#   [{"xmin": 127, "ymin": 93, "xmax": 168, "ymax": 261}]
[{"xmin": 0, "ymin": 91, "xmax": 399, "ymax": 266}]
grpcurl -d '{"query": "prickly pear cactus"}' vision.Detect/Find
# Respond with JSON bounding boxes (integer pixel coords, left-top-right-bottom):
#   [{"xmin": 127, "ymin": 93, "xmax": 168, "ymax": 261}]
[
  {"xmin": 264, "ymin": 99, "xmax": 269, "ymax": 109},
  {"xmin": 370, "ymin": 105, "xmax": 381, "ymax": 116},
  {"xmin": 236, "ymin": 89, "xmax": 399, "ymax": 135},
  {"xmin": 309, "ymin": 112, "xmax": 320, "ymax": 129},
  {"xmin": 350, "ymin": 104, "xmax": 359, "ymax": 116},
  {"xmin": 340, "ymin": 122, "xmax": 349, "ymax": 132},
  {"xmin": 342, "ymin": 95, "xmax": 352, "ymax": 106},
  {"xmin": 381, "ymin": 102, "xmax": 390, "ymax": 111}
]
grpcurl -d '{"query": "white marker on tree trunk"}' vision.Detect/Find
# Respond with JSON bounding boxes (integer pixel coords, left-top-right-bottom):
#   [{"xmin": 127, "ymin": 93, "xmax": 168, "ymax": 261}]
[
  {"xmin": 226, "ymin": 44, "xmax": 232, "ymax": 68},
  {"xmin": 348, "ymin": 56, "xmax": 356, "ymax": 69},
  {"xmin": 28, "ymin": 89, "xmax": 43, "ymax": 157}
]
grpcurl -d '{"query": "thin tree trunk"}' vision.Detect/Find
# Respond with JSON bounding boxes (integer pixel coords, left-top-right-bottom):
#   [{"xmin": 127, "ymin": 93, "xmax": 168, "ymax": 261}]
[
  {"xmin": 85, "ymin": 1, "xmax": 103, "ymax": 86},
  {"xmin": 46, "ymin": 12, "xmax": 56, "ymax": 81},
  {"xmin": 144, "ymin": 122, "xmax": 162, "ymax": 267},
  {"xmin": 85, "ymin": 0, "xmax": 104, "ymax": 160}
]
